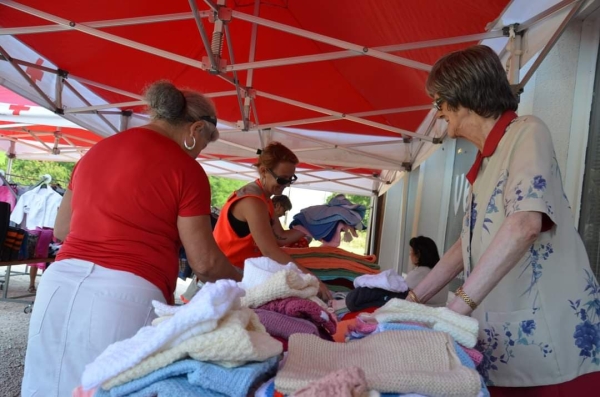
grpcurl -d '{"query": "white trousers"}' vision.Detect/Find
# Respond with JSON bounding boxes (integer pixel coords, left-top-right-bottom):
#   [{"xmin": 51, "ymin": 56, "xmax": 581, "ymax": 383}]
[{"xmin": 21, "ymin": 259, "xmax": 165, "ymax": 397}]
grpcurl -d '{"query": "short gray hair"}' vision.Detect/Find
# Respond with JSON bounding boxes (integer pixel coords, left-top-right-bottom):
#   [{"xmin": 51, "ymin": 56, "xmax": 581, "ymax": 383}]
[
  {"xmin": 144, "ymin": 80, "xmax": 219, "ymax": 141},
  {"xmin": 426, "ymin": 45, "xmax": 518, "ymax": 119}
]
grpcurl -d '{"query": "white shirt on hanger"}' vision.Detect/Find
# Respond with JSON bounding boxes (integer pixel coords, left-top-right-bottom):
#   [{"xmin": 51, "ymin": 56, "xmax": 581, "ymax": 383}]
[{"xmin": 10, "ymin": 185, "xmax": 63, "ymax": 229}]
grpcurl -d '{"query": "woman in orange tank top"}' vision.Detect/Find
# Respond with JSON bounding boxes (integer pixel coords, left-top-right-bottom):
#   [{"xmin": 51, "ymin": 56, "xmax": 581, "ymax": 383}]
[{"xmin": 213, "ymin": 142, "xmax": 332, "ymax": 301}]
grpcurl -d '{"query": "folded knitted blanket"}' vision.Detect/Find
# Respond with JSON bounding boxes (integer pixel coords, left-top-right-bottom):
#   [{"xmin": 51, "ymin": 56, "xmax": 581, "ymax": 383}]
[
  {"xmin": 242, "ymin": 269, "xmax": 319, "ymax": 308},
  {"xmin": 81, "ymin": 280, "xmax": 244, "ymax": 390},
  {"xmin": 95, "ymin": 356, "xmax": 279, "ymax": 397},
  {"xmin": 373, "ymin": 323, "xmax": 489, "ymax": 397},
  {"xmin": 103, "ymin": 308, "xmax": 283, "ymax": 390},
  {"xmin": 283, "ymin": 247, "xmax": 377, "ymax": 264},
  {"xmin": 255, "ymin": 309, "xmax": 321, "ymax": 339},
  {"xmin": 240, "ymin": 257, "xmax": 301, "ymax": 290},
  {"xmin": 258, "ymin": 296, "xmax": 337, "ymax": 335},
  {"xmin": 274, "ymin": 331, "xmax": 481, "ymax": 397},
  {"xmin": 292, "ymin": 366, "xmax": 370, "ymax": 397},
  {"xmin": 360, "ymin": 299, "xmax": 479, "ymax": 348},
  {"xmin": 100, "ymin": 377, "xmax": 221, "ymax": 397}
]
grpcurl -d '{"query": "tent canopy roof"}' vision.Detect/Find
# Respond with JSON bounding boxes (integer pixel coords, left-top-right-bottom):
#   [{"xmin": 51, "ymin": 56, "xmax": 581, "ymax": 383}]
[{"xmin": 0, "ymin": 0, "xmax": 591, "ymax": 195}]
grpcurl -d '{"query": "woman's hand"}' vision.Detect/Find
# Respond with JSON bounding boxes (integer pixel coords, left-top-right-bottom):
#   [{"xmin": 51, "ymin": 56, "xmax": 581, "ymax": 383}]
[
  {"xmin": 411, "ymin": 239, "xmax": 464, "ymax": 304},
  {"xmin": 317, "ymin": 280, "xmax": 333, "ymax": 303}
]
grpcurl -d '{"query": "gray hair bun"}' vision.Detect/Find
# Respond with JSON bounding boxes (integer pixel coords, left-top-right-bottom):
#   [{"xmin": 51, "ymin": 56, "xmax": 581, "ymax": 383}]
[{"xmin": 144, "ymin": 80, "xmax": 186, "ymax": 121}]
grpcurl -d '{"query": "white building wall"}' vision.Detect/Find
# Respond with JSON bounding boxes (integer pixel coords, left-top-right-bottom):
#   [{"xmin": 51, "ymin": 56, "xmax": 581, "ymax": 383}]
[
  {"xmin": 521, "ymin": 21, "xmax": 583, "ymax": 183},
  {"xmin": 378, "ymin": 14, "xmax": 599, "ymax": 266},
  {"xmin": 378, "ymin": 178, "xmax": 405, "ymax": 272}
]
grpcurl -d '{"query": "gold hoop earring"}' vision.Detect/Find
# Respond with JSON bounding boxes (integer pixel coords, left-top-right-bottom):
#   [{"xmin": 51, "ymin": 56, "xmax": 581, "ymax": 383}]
[{"xmin": 184, "ymin": 136, "xmax": 196, "ymax": 150}]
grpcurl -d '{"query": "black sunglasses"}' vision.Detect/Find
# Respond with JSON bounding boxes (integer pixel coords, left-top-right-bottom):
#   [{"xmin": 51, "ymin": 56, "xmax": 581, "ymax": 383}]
[
  {"xmin": 268, "ymin": 169, "xmax": 297, "ymax": 185},
  {"xmin": 199, "ymin": 115, "xmax": 217, "ymax": 126}
]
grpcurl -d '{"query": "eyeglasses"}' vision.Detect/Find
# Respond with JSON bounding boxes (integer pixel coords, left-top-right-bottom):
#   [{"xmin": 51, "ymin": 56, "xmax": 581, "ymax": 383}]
[
  {"xmin": 433, "ymin": 97, "xmax": 445, "ymax": 111},
  {"xmin": 268, "ymin": 169, "xmax": 297, "ymax": 185}
]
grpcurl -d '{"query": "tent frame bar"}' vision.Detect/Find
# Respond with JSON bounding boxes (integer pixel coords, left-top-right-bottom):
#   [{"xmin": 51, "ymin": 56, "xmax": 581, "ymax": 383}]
[
  {"xmin": 230, "ymin": 10, "xmax": 432, "ymax": 71},
  {"xmin": 222, "ymin": 104, "xmax": 432, "ymax": 133},
  {"xmin": 257, "ymin": 90, "xmax": 432, "ymax": 141},
  {"xmin": 0, "ymin": 12, "xmax": 200, "ymax": 35},
  {"xmin": 63, "ymin": 79, "xmax": 120, "ymax": 134},
  {"xmin": 227, "ymin": 30, "xmax": 505, "ymax": 72},
  {"xmin": 0, "ymin": 46, "xmax": 57, "ymax": 110},
  {"xmin": 518, "ymin": 0, "xmax": 580, "ymax": 31},
  {"xmin": 518, "ymin": 0, "xmax": 585, "ymax": 91},
  {"xmin": 1, "ymin": 0, "xmax": 208, "ymax": 70}
]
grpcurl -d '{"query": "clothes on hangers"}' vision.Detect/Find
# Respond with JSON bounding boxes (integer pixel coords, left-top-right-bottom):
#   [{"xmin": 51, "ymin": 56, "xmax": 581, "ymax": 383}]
[{"xmin": 10, "ymin": 184, "xmax": 63, "ymax": 229}]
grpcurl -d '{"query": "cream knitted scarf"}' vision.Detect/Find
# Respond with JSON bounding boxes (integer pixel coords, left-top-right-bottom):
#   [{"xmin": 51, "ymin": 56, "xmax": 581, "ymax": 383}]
[{"xmin": 242, "ymin": 269, "xmax": 319, "ymax": 308}]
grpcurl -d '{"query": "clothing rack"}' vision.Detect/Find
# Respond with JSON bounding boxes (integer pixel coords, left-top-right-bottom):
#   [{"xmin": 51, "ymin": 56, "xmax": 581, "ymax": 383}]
[
  {"xmin": 2, "ymin": 172, "xmax": 68, "ymax": 186},
  {"xmin": 31, "ymin": 174, "xmax": 52, "ymax": 190}
]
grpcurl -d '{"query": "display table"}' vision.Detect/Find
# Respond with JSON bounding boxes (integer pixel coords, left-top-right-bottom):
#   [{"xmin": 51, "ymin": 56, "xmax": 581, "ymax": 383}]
[{"xmin": 0, "ymin": 257, "xmax": 55, "ymax": 306}]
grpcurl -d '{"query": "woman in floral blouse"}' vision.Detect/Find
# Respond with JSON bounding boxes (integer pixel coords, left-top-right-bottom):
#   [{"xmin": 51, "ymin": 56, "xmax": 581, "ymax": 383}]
[{"xmin": 407, "ymin": 44, "xmax": 600, "ymax": 395}]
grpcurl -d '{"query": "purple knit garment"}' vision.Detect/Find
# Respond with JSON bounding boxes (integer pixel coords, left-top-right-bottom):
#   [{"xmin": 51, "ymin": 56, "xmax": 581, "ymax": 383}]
[
  {"xmin": 258, "ymin": 297, "xmax": 337, "ymax": 335},
  {"xmin": 254, "ymin": 309, "xmax": 320, "ymax": 340}
]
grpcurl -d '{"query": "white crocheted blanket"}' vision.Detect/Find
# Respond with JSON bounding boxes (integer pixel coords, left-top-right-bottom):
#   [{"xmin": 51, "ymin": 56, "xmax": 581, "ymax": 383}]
[
  {"xmin": 103, "ymin": 308, "xmax": 283, "ymax": 390},
  {"xmin": 81, "ymin": 279, "xmax": 244, "ymax": 390}
]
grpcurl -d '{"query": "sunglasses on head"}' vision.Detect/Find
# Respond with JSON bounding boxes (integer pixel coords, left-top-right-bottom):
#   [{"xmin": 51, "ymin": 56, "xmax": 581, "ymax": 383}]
[
  {"xmin": 433, "ymin": 97, "xmax": 445, "ymax": 111},
  {"xmin": 199, "ymin": 115, "xmax": 217, "ymax": 126},
  {"xmin": 268, "ymin": 168, "xmax": 297, "ymax": 185}
]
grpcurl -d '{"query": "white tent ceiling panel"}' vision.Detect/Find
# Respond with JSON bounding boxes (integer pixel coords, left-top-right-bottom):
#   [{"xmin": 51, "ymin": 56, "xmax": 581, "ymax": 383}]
[
  {"xmin": 293, "ymin": 179, "xmax": 374, "ymax": 196},
  {"xmin": 0, "ymin": 102, "xmax": 83, "ymax": 128},
  {"xmin": 0, "ymin": 138, "xmax": 81, "ymax": 162},
  {"xmin": 216, "ymin": 131, "xmax": 262, "ymax": 151},
  {"xmin": 273, "ymin": 127, "xmax": 401, "ymax": 146},
  {"xmin": 0, "ymin": 36, "xmax": 123, "ymax": 137},
  {"xmin": 296, "ymin": 148, "xmax": 406, "ymax": 171},
  {"xmin": 202, "ymin": 140, "xmax": 257, "ymax": 158},
  {"xmin": 304, "ymin": 170, "xmax": 367, "ymax": 181}
]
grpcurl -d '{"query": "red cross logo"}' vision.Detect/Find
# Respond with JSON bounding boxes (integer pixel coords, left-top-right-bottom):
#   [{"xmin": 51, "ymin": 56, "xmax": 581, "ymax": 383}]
[
  {"xmin": 9, "ymin": 104, "xmax": 30, "ymax": 115},
  {"xmin": 25, "ymin": 58, "xmax": 44, "ymax": 83}
]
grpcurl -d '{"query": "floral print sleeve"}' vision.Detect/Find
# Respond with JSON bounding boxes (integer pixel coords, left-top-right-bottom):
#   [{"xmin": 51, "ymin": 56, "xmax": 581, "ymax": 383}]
[{"xmin": 503, "ymin": 120, "xmax": 558, "ymax": 227}]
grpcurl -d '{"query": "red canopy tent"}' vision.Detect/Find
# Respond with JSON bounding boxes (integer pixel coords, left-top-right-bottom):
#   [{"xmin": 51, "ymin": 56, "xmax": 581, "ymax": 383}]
[{"xmin": 0, "ymin": 0, "xmax": 590, "ymax": 195}]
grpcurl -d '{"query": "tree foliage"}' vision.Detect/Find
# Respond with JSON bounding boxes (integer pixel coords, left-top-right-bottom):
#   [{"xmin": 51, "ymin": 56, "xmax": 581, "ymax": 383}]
[
  {"xmin": 0, "ymin": 155, "xmax": 247, "ymax": 207},
  {"xmin": 0, "ymin": 155, "xmax": 74, "ymax": 187},
  {"xmin": 208, "ymin": 176, "xmax": 247, "ymax": 208}
]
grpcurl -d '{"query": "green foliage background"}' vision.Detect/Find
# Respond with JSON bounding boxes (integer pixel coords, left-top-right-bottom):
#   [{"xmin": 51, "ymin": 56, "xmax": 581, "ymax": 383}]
[
  {"xmin": 0, "ymin": 155, "xmax": 247, "ymax": 207},
  {"xmin": 208, "ymin": 176, "xmax": 246, "ymax": 208},
  {"xmin": 0, "ymin": 155, "xmax": 74, "ymax": 186},
  {"xmin": 0, "ymin": 154, "xmax": 372, "ymax": 254}
]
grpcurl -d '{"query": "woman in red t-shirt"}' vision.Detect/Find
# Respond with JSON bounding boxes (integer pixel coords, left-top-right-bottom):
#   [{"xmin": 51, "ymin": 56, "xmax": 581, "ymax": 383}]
[{"xmin": 21, "ymin": 81, "xmax": 241, "ymax": 397}]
